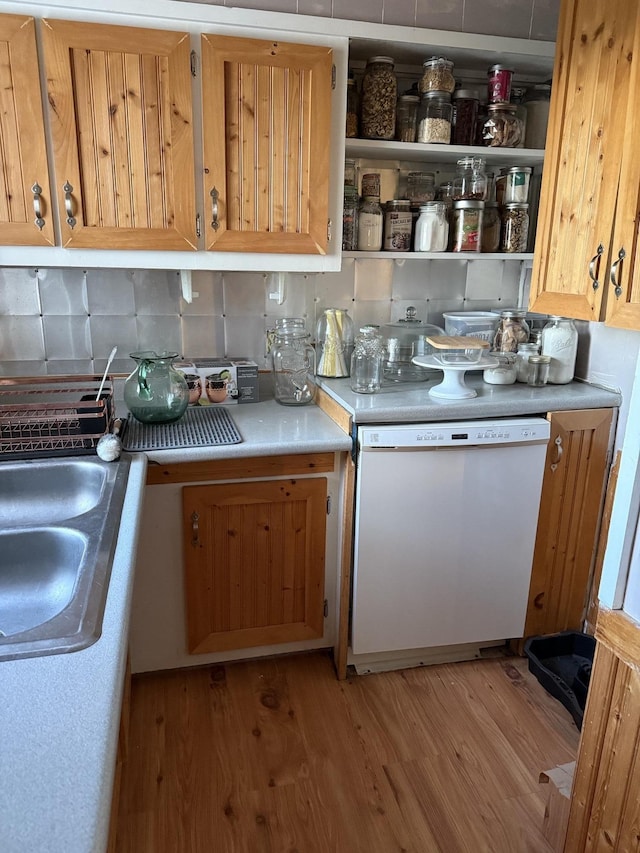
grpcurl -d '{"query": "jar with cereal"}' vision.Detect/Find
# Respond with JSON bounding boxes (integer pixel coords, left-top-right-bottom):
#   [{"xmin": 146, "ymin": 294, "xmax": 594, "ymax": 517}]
[
  {"xmin": 419, "ymin": 56, "xmax": 455, "ymax": 94},
  {"xmin": 417, "ymin": 91, "xmax": 452, "ymax": 144},
  {"xmin": 361, "ymin": 56, "xmax": 397, "ymax": 140}
]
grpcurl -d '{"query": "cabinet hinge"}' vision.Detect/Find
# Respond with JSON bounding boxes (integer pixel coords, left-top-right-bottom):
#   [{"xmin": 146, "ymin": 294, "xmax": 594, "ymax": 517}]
[
  {"xmin": 190, "ymin": 50, "xmax": 198, "ymax": 78},
  {"xmin": 327, "ymin": 219, "xmax": 332, "ymax": 243},
  {"xmin": 331, "ymin": 64, "xmax": 336, "ymax": 90},
  {"xmin": 324, "ymin": 599, "xmax": 329, "ymax": 618},
  {"xmin": 196, "ymin": 212, "xmax": 202, "ymax": 239},
  {"xmin": 326, "ymin": 495, "xmax": 331, "ymax": 515}
]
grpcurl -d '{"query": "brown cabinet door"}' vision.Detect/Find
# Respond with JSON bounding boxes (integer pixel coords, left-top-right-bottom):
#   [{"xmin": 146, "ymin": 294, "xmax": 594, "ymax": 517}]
[
  {"xmin": 529, "ymin": 0, "xmax": 637, "ymax": 320},
  {"xmin": 183, "ymin": 478, "xmax": 327, "ymax": 654},
  {"xmin": 0, "ymin": 15, "xmax": 54, "ymax": 246},
  {"xmin": 201, "ymin": 35, "xmax": 332, "ymax": 254},
  {"xmin": 523, "ymin": 408, "xmax": 613, "ymax": 640},
  {"xmin": 41, "ymin": 19, "xmax": 196, "ymax": 250}
]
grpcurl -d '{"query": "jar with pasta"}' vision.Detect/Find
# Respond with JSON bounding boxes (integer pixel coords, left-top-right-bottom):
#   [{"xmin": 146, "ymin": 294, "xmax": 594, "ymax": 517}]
[
  {"xmin": 419, "ymin": 56, "xmax": 455, "ymax": 94},
  {"xmin": 361, "ymin": 56, "xmax": 397, "ymax": 140},
  {"xmin": 500, "ymin": 203, "xmax": 529, "ymax": 252},
  {"xmin": 482, "ymin": 102, "xmax": 524, "ymax": 148},
  {"xmin": 417, "ymin": 91, "xmax": 452, "ymax": 144}
]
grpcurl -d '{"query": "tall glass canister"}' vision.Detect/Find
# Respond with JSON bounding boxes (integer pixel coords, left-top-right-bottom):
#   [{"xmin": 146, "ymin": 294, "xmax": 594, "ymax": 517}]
[
  {"xmin": 541, "ymin": 316, "xmax": 578, "ymax": 384},
  {"xmin": 271, "ymin": 318, "xmax": 316, "ymax": 405},
  {"xmin": 350, "ymin": 326, "xmax": 386, "ymax": 393}
]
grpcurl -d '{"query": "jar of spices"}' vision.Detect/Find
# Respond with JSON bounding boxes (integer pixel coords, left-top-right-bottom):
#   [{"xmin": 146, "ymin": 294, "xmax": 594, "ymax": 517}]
[
  {"xmin": 451, "ymin": 89, "xmax": 479, "ymax": 145},
  {"xmin": 383, "ymin": 200, "xmax": 412, "ymax": 251},
  {"xmin": 357, "ymin": 196, "xmax": 383, "ymax": 251},
  {"xmin": 396, "ymin": 94, "xmax": 420, "ymax": 142},
  {"xmin": 482, "ymin": 102, "xmax": 524, "ymax": 148},
  {"xmin": 515, "ymin": 342, "xmax": 540, "ymax": 382},
  {"xmin": 342, "ymin": 185, "xmax": 359, "ymax": 251},
  {"xmin": 503, "ymin": 166, "xmax": 532, "ymax": 203},
  {"xmin": 527, "ymin": 354, "xmax": 551, "ymax": 387},
  {"xmin": 419, "ymin": 56, "xmax": 455, "ymax": 94},
  {"xmin": 487, "ymin": 64, "xmax": 514, "ymax": 104},
  {"xmin": 541, "ymin": 316, "xmax": 578, "ymax": 384},
  {"xmin": 453, "ymin": 156, "xmax": 488, "ymax": 200},
  {"xmin": 361, "ymin": 56, "xmax": 397, "ymax": 140},
  {"xmin": 414, "ymin": 201, "xmax": 449, "ymax": 252},
  {"xmin": 493, "ymin": 310, "xmax": 530, "ymax": 352},
  {"xmin": 524, "ymin": 83, "xmax": 551, "ymax": 149},
  {"xmin": 452, "ymin": 199, "xmax": 484, "ymax": 253},
  {"xmin": 501, "ymin": 203, "xmax": 530, "ymax": 253},
  {"xmin": 350, "ymin": 326, "xmax": 386, "ymax": 394},
  {"xmin": 481, "ymin": 202, "xmax": 500, "ymax": 252},
  {"xmin": 417, "ymin": 91, "xmax": 452, "ymax": 144},
  {"xmin": 271, "ymin": 318, "xmax": 316, "ymax": 406},
  {"xmin": 346, "ymin": 73, "xmax": 359, "ymax": 138}
]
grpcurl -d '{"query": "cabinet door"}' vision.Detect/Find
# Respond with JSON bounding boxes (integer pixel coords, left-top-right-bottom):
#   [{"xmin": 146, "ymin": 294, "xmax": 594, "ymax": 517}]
[
  {"xmin": 523, "ymin": 408, "xmax": 613, "ymax": 640},
  {"xmin": 529, "ymin": 0, "xmax": 637, "ymax": 320},
  {"xmin": 201, "ymin": 35, "xmax": 332, "ymax": 254},
  {"xmin": 0, "ymin": 15, "xmax": 54, "ymax": 246},
  {"xmin": 41, "ymin": 19, "xmax": 196, "ymax": 250},
  {"xmin": 183, "ymin": 478, "xmax": 327, "ymax": 654}
]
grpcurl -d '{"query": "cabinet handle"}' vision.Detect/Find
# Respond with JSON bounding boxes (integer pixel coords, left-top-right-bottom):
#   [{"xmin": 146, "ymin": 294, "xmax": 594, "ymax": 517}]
[
  {"xmin": 588, "ymin": 243, "xmax": 604, "ymax": 291},
  {"xmin": 550, "ymin": 436, "xmax": 563, "ymax": 472},
  {"xmin": 610, "ymin": 248, "xmax": 626, "ymax": 299},
  {"xmin": 209, "ymin": 186, "xmax": 220, "ymax": 231},
  {"xmin": 31, "ymin": 183, "xmax": 46, "ymax": 231},
  {"xmin": 63, "ymin": 181, "xmax": 77, "ymax": 229},
  {"xmin": 191, "ymin": 511, "xmax": 200, "ymax": 547}
]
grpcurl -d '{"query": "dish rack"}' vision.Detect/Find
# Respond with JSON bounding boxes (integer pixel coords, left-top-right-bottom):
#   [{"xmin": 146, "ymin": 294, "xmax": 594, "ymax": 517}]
[{"xmin": 0, "ymin": 375, "xmax": 115, "ymax": 459}]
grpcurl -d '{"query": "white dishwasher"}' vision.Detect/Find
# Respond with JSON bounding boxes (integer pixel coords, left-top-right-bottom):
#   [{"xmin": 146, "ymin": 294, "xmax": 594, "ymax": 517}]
[{"xmin": 350, "ymin": 417, "xmax": 550, "ymax": 672}]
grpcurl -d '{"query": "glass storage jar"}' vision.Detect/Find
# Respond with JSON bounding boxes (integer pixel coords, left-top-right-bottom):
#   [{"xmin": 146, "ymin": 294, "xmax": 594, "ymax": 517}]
[
  {"xmin": 524, "ymin": 83, "xmax": 551, "ymax": 149},
  {"xmin": 346, "ymin": 74, "xmax": 359, "ymax": 138},
  {"xmin": 417, "ymin": 91, "xmax": 452, "ymax": 143},
  {"xmin": 483, "ymin": 352, "xmax": 517, "ymax": 385},
  {"xmin": 383, "ymin": 200, "xmax": 412, "ymax": 251},
  {"xmin": 541, "ymin": 316, "xmax": 578, "ymax": 384},
  {"xmin": 501, "ymin": 202, "xmax": 530, "ymax": 253},
  {"xmin": 451, "ymin": 89, "xmax": 479, "ymax": 145},
  {"xmin": 360, "ymin": 56, "xmax": 397, "ymax": 140},
  {"xmin": 406, "ymin": 171, "xmax": 436, "ymax": 205},
  {"xmin": 527, "ymin": 354, "xmax": 551, "ymax": 387},
  {"xmin": 515, "ymin": 342, "xmax": 540, "ymax": 382},
  {"xmin": 419, "ymin": 56, "xmax": 455, "ymax": 94},
  {"xmin": 350, "ymin": 326, "xmax": 386, "ymax": 394},
  {"xmin": 452, "ymin": 199, "xmax": 484, "ymax": 253},
  {"xmin": 342, "ymin": 185, "xmax": 359, "ymax": 251},
  {"xmin": 316, "ymin": 308, "xmax": 355, "ymax": 377},
  {"xmin": 503, "ymin": 166, "xmax": 532, "ymax": 203},
  {"xmin": 357, "ymin": 196, "xmax": 383, "ymax": 251},
  {"xmin": 453, "ymin": 156, "xmax": 488, "ymax": 200},
  {"xmin": 414, "ymin": 201, "xmax": 449, "ymax": 252},
  {"xmin": 482, "ymin": 102, "xmax": 524, "ymax": 148},
  {"xmin": 481, "ymin": 202, "xmax": 501, "ymax": 252},
  {"xmin": 271, "ymin": 318, "xmax": 316, "ymax": 406},
  {"xmin": 395, "ymin": 94, "xmax": 420, "ymax": 142},
  {"xmin": 492, "ymin": 310, "xmax": 530, "ymax": 353}
]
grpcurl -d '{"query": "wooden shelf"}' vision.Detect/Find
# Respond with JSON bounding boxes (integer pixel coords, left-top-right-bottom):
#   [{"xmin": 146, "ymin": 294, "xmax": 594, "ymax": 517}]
[
  {"xmin": 342, "ymin": 251, "xmax": 534, "ymax": 260},
  {"xmin": 345, "ymin": 138, "xmax": 545, "ymax": 167}
]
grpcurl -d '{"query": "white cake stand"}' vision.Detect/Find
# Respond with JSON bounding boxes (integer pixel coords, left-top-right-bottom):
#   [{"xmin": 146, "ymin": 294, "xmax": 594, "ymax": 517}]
[{"xmin": 412, "ymin": 355, "xmax": 499, "ymax": 399}]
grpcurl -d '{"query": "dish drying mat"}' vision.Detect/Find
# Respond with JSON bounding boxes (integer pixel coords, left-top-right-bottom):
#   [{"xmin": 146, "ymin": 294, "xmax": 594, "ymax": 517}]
[{"xmin": 122, "ymin": 406, "xmax": 242, "ymax": 451}]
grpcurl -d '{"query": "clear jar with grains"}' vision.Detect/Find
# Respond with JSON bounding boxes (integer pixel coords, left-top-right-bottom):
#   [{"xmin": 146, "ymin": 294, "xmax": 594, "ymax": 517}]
[
  {"xmin": 503, "ymin": 166, "xmax": 532, "ymax": 203},
  {"xmin": 483, "ymin": 102, "xmax": 524, "ymax": 148},
  {"xmin": 417, "ymin": 91, "xmax": 452, "ymax": 143},
  {"xmin": 452, "ymin": 199, "xmax": 484, "ymax": 253},
  {"xmin": 361, "ymin": 56, "xmax": 397, "ymax": 140},
  {"xmin": 357, "ymin": 196, "xmax": 383, "ymax": 251},
  {"xmin": 451, "ymin": 89, "xmax": 479, "ymax": 146},
  {"xmin": 383, "ymin": 200, "xmax": 412, "ymax": 251},
  {"xmin": 515, "ymin": 342, "xmax": 540, "ymax": 383},
  {"xmin": 271, "ymin": 318, "xmax": 316, "ymax": 406},
  {"xmin": 453, "ymin": 156, "xmax": 488, "ymax": 200},
  {"xmin": 346, "ymin": 73, "xmax": 359, "ymax": 138},
  {"xmin": 414, "ymin": 201, "xmax": 449, "ymax": 252},
  {"xmin": 501, "ymin": 203, "xmax": 529, "ymax": 253},
  {"xmin": 351, "ymin": 326, "xmax": 386, "ymax": 394},
  {"xmin": 406, "ymin": 171, "xmax": 436, "ymax": 205},
  {"xmin": 419, "ymin": 56, "xmax": 455, "ymax": 94},
  {"xmin": 493, "ymin": 310, "xmax": 530, "ymax": 353},
  {"xmin": 541, "ymin": 316, "xmax": 578, "ymax": 384},
  {"xmin": 481, "ymin": 202, "xmax": 500, "ymax": 252},
  {"xmin": 396, "ymin": 94, "xmax": 420, "ymax": 142}
]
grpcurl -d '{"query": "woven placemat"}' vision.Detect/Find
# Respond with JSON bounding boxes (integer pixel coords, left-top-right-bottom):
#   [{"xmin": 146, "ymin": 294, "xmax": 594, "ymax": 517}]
[{"xmin": 122, "ymin": 405, "xmax": 242, "ymax": 451}]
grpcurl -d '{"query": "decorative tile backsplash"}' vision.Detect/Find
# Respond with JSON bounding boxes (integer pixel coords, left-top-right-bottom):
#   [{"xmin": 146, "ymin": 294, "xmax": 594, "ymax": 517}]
[{"xmin": 0, "ymin": 261, "xmax": 527, "ymax": 376}]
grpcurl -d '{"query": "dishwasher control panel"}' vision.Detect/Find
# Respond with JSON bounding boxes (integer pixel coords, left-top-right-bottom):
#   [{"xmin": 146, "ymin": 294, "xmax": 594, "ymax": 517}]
[{"xmin": 359, "ymin": 417, "xmax": 551, "ymax": 449}]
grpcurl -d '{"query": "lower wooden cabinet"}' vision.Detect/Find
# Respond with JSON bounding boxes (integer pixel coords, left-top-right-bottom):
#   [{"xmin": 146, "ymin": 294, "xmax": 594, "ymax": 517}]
[
  {"xmin": 523, "ymin": 408, "xmax": 614, "ymax": 640},
  {"xmin": 183, "ymin": 476, "xmax": 328, "ymax": 654}
]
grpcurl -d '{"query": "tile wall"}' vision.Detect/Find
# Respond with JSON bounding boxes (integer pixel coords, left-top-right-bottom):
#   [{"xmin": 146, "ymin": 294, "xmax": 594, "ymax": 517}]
[{"xmin": 0, "ymin": 260, "xmax": 525, "ymax": 376}]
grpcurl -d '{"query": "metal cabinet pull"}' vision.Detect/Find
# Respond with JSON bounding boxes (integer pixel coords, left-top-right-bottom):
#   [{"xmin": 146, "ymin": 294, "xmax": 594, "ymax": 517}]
[
  {"xmin": 610, "ymin": 248, "xmax": 626, "ymax": 298},
  {"xmin": 550, "ymin": 436, "xmax": 563, "ymax": 472},
  {"xmin": 209, "ymin": 186, "xmax": 220, "ymax": 231},
  {"xmin": 31, "ymin": 183, "xmax": 45, "ymax": 231},
  {"xmin": 588, "ymin": 243, "xmax": 604, "ymax": 291},
  {"xmin": 191, "ymin": 511, "xmax": 200, "ymax": 547},
  {"xmin": 63, "ymin": 181, "xmax": 77, "ymax": 229}
]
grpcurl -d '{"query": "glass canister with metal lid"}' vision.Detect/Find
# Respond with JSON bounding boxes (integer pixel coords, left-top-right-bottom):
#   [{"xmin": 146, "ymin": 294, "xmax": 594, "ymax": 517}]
[
  {"xmin": 453, "ymin": 156, "xmax": 488, "ymax": 200},
  {"xmin": 350, "ymin": 326, "xmax": 386, "ymax": 394},
  {"xmin": 482, "ymin": 102, "xmax": 524, "ymax": 148},
  {"xmin": 419, "ymin": 56, "xmax": 455, "ymax": 94},
  {"xmin": 492, "ymin": 310, "xmax": 530, "ymax": 353},
  {"xmin": 360, "ymin": 55, "xmax": 397, "ymax": 140},
  {"xmin": 417, "ymin": 91, "xmax": 452, "ymax": 143}
]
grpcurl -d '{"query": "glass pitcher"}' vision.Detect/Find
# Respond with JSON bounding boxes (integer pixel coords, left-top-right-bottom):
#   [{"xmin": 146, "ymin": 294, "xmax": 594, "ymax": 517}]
[{"xmin": 124, "ymin": 351, "xmax": 189, "ymax": 423}]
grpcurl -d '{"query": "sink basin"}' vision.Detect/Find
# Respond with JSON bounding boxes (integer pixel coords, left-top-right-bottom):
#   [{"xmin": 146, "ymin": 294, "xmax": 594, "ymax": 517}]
[
  {"xmin": 0, "ymin": 455, "xmax": 130, "ymax": 662},
  {"xmin": 0, "ymin": 458, "xmax": 107, "ymax": 525}
]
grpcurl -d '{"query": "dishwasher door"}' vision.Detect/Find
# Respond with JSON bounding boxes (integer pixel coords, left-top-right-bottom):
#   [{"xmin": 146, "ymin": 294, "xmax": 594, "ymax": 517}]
[{"xmin": 351, "ymin": 418, "xmax": 550, "ymax": 657}]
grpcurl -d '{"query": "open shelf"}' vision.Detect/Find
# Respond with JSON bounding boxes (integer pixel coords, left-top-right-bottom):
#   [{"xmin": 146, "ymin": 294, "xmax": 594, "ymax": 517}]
[
  {"xmin": 342, "ymin": 252, "xmax": 534, "ymax": 260},
  {"xmin": 345, "ymin": 138, "xmax": 545, "ymax": 168}
]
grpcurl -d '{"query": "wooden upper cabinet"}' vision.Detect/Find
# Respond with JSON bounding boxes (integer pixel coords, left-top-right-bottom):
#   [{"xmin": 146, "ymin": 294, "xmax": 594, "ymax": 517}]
[
  {"xmin": 41, "ymin": 19, "xmax": 197, "ymax": 250},
  {"xmin": 529, "ymin": 0, "xmax": 637, "ymax": 320},
  {"xmin": 201, "ymin": 35, "xmax": 332, "ymax": 254},
  {"xmin": 0, "ymin": 15, "xmax": 54, "ymax": 246}
]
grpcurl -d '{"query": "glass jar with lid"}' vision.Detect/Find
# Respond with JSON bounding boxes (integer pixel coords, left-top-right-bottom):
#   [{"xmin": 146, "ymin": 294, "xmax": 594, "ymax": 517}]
[
  {"xmin": 541, "ymin": 316, "xmax": 578, "ymax": 384},
  {"xmin": 492, "ymin": 310, "xmax": 530, "ymax": 353},
  {"xmin": 383, "ymin": 200, "xmax": 412, "ymax": 251},
  {"xmin": 414, "ymin": 201, "xmax": 449, "ymax": 252},
  {"xmin": 481, "ymin": 202, "xmax": 500, "ymax": 252},
  {"xmin": 500, "ymin": 203, "xmax": 530, "ymax": 253},
  {"xmin": 357, "ymin": 196, "xmax": 383, "ymax": 251},
  {"xmin": 453, "ymin": 156, "xmax": 488, "ymax": 200},
  {"xmin": 346, "ymin": 72, "xmax": 359, "ymax": 138},
  {"xmin": 451, "ymin": 89, "xmax": 479, "ymax": 145},
  {"xmin": 524, "ymin": 83, "xmax": 551, "ymax": 149},
  {"xmin": 452, "ymin": 199, "xmax": 484, "ymax": 253},
  {"xmin": 417, "ymin": 91, "xmax": 452, "ymax": 144},
  {"xmin": 482, "ymin": 102, "xmax": 524, "ymax": 148},
  {"xmin": 350, "ymin": 326, "xmax": 386, "ymax": 394},
  {"xmin": 515, "ymin": 342, "xmax": 540, "ymax": 383},
  {"xmin": 503, "ymin": 166, "xmax": 532, "ymax": 203},
  {"xmin": 419, "ymin": 56, "xmax": 455, "ymax": 94},
  {"xmin": 527, "ymin": 354, "xmax": 551, "ymax": 387},
  {"xmin": 271, "ymin": 318, "xmax": 316, "ymax": 406},
  {"xmin": 396, "ymin": 94, "xmax": 420, "ymax": 142},
  {"xmin": 342, "ymin": 185, "xmax": 359, "ymax": 251},
  {"xmin": 406, "ymin": 171, "xmax": 436, "ymax": 204},
  {"xmin": 316, "ymin": 308, "xmax": 355, "ymax": 377},
  {"xmin": 483, "ymin": 352, "xmax": 517, "ymax": 385},
  {"xmin": 360, "ymin": 56, "xmax": 397, "ymax": 140}
]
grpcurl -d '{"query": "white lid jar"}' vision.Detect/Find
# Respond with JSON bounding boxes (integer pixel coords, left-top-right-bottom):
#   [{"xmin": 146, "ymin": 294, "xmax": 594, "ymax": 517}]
[{"xmin": 541, "ymin": 316, "xmax": 578, "ymax": 384}]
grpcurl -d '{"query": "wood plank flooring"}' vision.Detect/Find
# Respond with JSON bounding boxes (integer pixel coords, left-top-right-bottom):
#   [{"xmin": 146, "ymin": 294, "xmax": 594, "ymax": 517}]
[{"xmin": 115, "ymin": 652, "xmax": 579, "ymax": 853}]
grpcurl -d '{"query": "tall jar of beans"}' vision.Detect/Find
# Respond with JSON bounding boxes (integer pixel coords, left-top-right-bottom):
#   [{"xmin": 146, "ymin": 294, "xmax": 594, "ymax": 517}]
[
  {"xmin": 361, "ymin": 56, "xmax": 397, "ymax": 140},
  {"xmin": 500, "ymin": 203, "xmax": 529, "ymax": 252}
]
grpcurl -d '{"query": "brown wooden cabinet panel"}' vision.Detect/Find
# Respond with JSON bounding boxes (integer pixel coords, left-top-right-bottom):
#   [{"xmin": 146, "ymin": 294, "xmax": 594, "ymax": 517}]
[
  {"xmin": 183, "ymin": 477, "xmax": 327, "ymax": 654},
  {"xmin": 0, "ymin": 15, "xmax": 54, "ymax": 246},
  {"xmin": 41, "ymin": 19, "xmax": 197, "ymax": 250},
  {"xmin": 523, "ymin": 408, "xmax": 613, "ymax": 640},
  {"xmin": 201, "ymin": 35, "xmax": 332, "ymax": 254}
]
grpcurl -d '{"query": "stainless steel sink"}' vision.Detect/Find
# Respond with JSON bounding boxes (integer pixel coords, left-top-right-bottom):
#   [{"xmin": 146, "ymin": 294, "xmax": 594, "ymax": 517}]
[{"xmin": 0, "ymin": 455, "xmax": 130, "ymax": 662}]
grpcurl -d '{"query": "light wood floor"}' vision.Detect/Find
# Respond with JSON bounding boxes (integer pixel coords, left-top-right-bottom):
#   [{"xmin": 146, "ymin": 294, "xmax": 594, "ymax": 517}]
[{"xmin": 115, "ymin": 651, "xmax": 579, "ymax": 853}]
